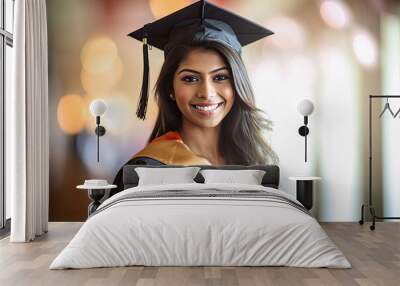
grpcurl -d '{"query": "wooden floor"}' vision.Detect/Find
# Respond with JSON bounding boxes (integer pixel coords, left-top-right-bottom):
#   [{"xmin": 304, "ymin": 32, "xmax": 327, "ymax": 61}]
[{"xmin": 0, "ymin": 222, "xmax": 399, "ymax": 286}]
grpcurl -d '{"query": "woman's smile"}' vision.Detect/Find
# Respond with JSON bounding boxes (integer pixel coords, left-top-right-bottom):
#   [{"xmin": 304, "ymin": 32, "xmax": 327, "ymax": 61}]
[{"xmin": 190, "ymin": 102, "xmax": 225, "ymax": 116}]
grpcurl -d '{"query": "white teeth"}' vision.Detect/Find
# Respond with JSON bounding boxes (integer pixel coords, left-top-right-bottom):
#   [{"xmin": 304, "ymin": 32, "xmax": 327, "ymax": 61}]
[{"xmin": 193, "ymin": 104, "xmax": 220, "ymax": 111}]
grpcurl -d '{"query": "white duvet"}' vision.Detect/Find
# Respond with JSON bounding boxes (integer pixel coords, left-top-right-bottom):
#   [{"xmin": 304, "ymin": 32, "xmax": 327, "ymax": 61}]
[{"xmin": 50, "ymin": 183, "xmax": 351, "ymax": 269}]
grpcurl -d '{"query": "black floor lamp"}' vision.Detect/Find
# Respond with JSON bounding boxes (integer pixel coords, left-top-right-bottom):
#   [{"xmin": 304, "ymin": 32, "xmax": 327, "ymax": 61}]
[
  {"xmin": 89, "ymin": 100, "xmax": 107, "ymax": 163},
  {"xmin": 359, "ymin": 95, "xmax": 400, "ymax": 230}
]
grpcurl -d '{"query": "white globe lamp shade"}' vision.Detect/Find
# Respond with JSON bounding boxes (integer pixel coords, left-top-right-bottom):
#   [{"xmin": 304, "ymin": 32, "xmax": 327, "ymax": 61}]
[
  {"xmin": 90, "ymin": 99, "xmax": 107, "ymax": 116},
  {"xmin": 297, "ymin": 99, "xmax": 314, "ymax": 116}
]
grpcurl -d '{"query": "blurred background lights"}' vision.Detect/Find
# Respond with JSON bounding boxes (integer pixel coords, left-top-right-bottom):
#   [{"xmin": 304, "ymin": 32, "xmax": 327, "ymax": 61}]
[
  {"xmin": 57, "ymin": 94, "xmax": 87, "ymax": 135},
  {"xmin": 46, "ymin": 0, "xmax": 393, "ymax": 221},
  {"xmin": 286, "ymin": 55, "xmax": 316, "ymax": 90},
  {"xmin": 81, "ymin": 36, "xmax": 118, "ymax": 74},
  {"xmin": 265, "ymin": 16, "xmax": 307, "ymax": 51},
  {"xmin": 251, "ymin": 57, "xmax": 285, "ymax": 105},
  {"xmin": 320, "ymin": 46, "xmax": 350, "ymax": 81},
  {"xmin": 149, "ymin": 0, "xmax": 192, "ymax": 19},
  {"xmin": 352, "ymin": 29, "xmax": 378, "ymax": 68},
  {"xmin": 83, "ymin": 94, "xmax": 98, "ymax": 132},
  {"xmin": 81, "ymin": 57, "xmax": 123, "ymax": 94},
  {"xmin": 320, "ymin": 0, "xmax": 352, "ymax": 29}
]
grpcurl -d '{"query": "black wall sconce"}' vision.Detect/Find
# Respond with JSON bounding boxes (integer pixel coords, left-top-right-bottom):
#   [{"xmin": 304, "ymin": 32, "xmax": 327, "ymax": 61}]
[
  {"xmin": 297, "ymin": 99, "xmax": 314, "ymax": 162},
  {"xmin": 89, "ymin": 99, "xmax": 107, "ymax": 162}
]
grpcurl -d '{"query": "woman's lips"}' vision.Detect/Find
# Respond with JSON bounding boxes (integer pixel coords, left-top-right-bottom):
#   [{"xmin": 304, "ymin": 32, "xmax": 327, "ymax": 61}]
[{"xmin": 190, "ymin": 102, "xmax": 224, "ymax": 116}]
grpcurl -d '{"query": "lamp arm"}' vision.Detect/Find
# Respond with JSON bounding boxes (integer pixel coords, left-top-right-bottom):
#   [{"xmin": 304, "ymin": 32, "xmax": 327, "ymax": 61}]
[
  {"xmin": 96, "ymin": 116, "xmax": 100, "ymax": 162},
  {"xmin": 305, "ymin": 115, "xmax": 308, "ymax": 162},
  {"xmin": 305, "ymin": 133, "xmax": 307, "ymax": 162},
  {"xmin": 97, "ymin": 129, "xmax": 100, "ymax": 162}
]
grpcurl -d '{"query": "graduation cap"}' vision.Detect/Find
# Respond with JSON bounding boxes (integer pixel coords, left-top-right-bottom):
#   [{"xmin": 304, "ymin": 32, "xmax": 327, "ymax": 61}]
[{"xmin": 129, "ymin": 0, "xmax": 273, "ymax": 120}]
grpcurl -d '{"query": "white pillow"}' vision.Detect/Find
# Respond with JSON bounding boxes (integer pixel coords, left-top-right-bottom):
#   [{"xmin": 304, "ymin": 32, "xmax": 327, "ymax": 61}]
[
  {"xmin": 135, "ymin": 167, "xmax": 200, "ymax": 186},
  {"xmin": 200, "ymin": 169, "xmax": 266, "ymax": 185}
]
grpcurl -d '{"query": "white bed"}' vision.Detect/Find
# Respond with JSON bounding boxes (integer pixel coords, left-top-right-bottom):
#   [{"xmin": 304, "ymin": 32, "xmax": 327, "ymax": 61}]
[{"xmin": 50, "ymin": 183, "xmax": 351, "ymax": 269}]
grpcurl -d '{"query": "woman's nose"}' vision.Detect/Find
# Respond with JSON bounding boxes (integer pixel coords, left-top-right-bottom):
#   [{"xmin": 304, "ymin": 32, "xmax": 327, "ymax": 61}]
[{"xmin": 197, "ymin": 79, "xmax": 217, "ymax": 99}]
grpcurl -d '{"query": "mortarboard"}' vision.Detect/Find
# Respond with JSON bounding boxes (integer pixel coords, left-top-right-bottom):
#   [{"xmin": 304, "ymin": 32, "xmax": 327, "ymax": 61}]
[{"xmin": 129, "ymin": 0, "xmax": 273, "ymax": 120}]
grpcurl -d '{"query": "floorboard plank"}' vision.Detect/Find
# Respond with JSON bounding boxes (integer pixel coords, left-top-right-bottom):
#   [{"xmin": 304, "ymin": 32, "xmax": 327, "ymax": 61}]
[{"xmin": 0, "ymin": 222, "xmax": 399, "ymax": 286}]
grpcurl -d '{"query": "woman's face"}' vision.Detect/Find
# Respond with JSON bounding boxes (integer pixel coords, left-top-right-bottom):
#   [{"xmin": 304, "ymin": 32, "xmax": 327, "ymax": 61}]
[{"xmin": 172, "ymin": 48, "xmax": 235, "ymax": 128}]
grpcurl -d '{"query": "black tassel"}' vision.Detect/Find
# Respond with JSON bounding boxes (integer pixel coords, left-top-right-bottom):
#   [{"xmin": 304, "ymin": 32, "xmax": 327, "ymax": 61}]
[
  {"xmin": 201, "ymin": 0, "xmax": 206, "ymax": 24},
  {"xmin": 136, "ymin": 35, "xmax": 149, "ymax": 120}
]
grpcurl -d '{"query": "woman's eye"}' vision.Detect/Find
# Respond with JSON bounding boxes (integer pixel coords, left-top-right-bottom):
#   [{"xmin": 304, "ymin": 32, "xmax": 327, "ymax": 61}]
[
  {"xmin": 214, "ymin": 74, "xmax": 230, "ymax": 81},
  {"xmin": 181, "ymin": 75, "xmax": 199, "ymax": 83}
]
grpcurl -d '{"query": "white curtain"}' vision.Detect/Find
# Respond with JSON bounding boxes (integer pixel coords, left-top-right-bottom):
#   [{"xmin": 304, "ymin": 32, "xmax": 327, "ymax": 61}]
[{"xmin": 8, "ymin": 0, "xmax": 49, "ymax": 242}]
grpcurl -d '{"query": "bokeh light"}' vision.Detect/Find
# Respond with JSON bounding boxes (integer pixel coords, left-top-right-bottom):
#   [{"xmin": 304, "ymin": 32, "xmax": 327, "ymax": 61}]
[
  {"xmin": 252, "ymin": 57, "xmax": 285, "ymax": 107},
  {"xmin": 81, "ymin": 36, "xmax": 118, "ymax": 74},
  {"xmin": 83, "ymin": 94, "xmax": 98, "ymax": 132},
  {"xmin": 252, "ymin": 53, "xmax": 316, "ymax": 112},
  {"xmin": 320, "ymin": 47, "xmax": 348, "ymax": 75},
  {"xmin": 57, "ymin": 94, "xmax": 87, "ymax": 135},
  {"xmin": 81, "ymin": 57, "xmax": 124, "ymax": 94},
  {"xmin": 320, "ymin": 0, "xmax": 352, "ymax": 29},
  {"xmin": 286, "ymin": 54, "xmax": 316, "ymax": 90},
  {"xmin": 99, "ymin": 95, "xmax": 136, "ymax": 136},
  {"xmin": 264, "ymin": 16, "xmax": 307, "ymax": 51},
  {"xmin": 149, "ymin": 0, "xmax": 192, "ymax": 19},
  {"xmin": 352, "ymin": 29, "xmax": 378, "ymax": 68}
]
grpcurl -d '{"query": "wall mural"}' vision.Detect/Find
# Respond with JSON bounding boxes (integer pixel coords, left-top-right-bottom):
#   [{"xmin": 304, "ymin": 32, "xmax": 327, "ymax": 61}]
[{"xmin": 47, "ymin": 0, "xmax": 385, "ymax": 221}]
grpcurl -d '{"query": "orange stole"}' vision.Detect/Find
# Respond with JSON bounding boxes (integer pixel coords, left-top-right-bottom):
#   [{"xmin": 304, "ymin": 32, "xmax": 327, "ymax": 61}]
[{"xmin": 132, "ymin": 131, "xmax": 211, "ymax": 165}]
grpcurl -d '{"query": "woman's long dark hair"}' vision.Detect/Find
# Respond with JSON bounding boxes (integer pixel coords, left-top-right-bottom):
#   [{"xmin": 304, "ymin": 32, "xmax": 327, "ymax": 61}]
[{"xmin": 149, "ymin": 41, "xmax": 278, "ymax": 165}]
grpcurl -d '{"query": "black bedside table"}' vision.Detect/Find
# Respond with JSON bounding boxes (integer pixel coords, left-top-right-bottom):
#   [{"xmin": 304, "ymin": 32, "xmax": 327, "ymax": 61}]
[
  {"xmin": 289, "ymin": 177, "xmax": 321, "ymax": 210},
  {"xmin": 77, "ymin": 183, "xmax": 116, "ymax": 217}
]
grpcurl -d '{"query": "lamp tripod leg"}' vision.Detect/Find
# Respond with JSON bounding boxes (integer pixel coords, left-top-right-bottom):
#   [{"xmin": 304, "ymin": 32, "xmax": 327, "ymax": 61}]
[
  {"xmin": 370, "ymin": 206, "xmax": 376, "ymax": 231},
  {"xmin": 359, "ymin": 204, "xmax": 365, "ymax": 225}
]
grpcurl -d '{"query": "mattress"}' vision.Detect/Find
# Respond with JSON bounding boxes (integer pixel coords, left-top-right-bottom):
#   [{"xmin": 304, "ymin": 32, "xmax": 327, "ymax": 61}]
[{"xmin": 50, "ymin": 183, "xmax": 351, "ymax": 269}]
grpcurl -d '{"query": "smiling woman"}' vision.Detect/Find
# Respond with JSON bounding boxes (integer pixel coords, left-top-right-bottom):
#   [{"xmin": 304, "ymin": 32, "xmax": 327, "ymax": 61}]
[
  {"xmin": 126, "ymin": 40, "xmax": 278, "ymax": 168},
  {"xmin": 145, "ymin": 41, "xmax": 277, "ymax": 166},
  {"xmin": 112, "ymin": 1, "xmax": 278, "ymax": 194}
]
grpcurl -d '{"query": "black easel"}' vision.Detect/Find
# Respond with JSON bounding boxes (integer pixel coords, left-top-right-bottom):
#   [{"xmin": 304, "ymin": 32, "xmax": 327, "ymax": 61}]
[{"xmin": 359, "ymin": 95, "xmax": 400, "ymax": 230}]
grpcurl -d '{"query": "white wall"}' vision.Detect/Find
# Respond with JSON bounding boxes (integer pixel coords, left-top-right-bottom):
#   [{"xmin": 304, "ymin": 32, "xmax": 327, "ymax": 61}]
[
  {"xmin": 315, "ymin": 41, "xmax": 363, "ymax": 221},
  {"xmin": 381, "ymin": 14, "xmax": 400, "ymax": 219}
]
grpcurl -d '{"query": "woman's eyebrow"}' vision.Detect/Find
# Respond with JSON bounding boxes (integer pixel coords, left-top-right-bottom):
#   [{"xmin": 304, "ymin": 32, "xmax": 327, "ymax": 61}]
[{"xmin": 177, "ymin": 67, "xmax": 228, "ymax": 75}]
